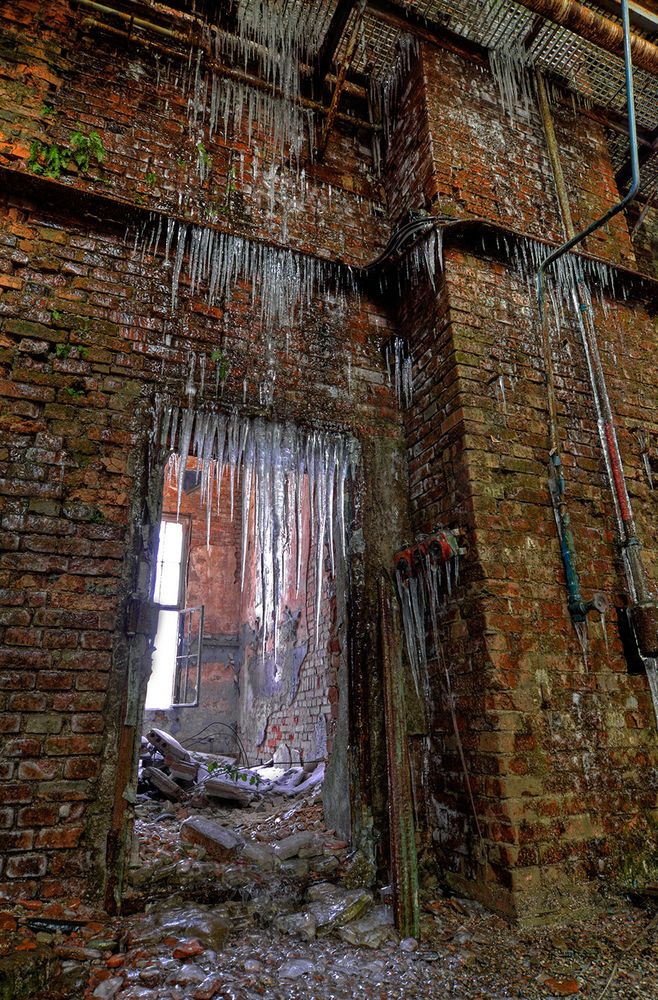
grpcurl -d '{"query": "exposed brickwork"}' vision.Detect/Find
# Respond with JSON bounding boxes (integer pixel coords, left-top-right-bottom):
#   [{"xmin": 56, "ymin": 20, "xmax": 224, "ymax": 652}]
[{"xmin": 0, "ymin": 0, "xmax": 657, "ymax": 927}]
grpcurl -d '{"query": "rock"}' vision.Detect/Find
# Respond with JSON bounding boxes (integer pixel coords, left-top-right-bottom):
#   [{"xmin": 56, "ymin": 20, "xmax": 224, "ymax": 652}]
[
  {"xmin": 167, "ymin": 963, "xmax": 207, "ymax": 986},
  {"xmin": 92, "ymin": 977, "xmax": 124, "ymax": 999},
  {"xmin": 143, "ymin": 767, "xmax": 185, "ymax": 802},
  {"xmin": 278, "ymin": 959, "xmax": 315, "ymax": 980},
  {"xmin": 275, "ymin": 910, "xmax": 317, "ymax": 941},
  {"xmin": 273, "ymin": 831, "xmax": 316, "ymax": 860},
  {"xmin": 243, "ymin": 959, "xmax": 264, "ymax": 973},
  {"xmin": 306, "ymin": 882, "xmax": 338, "ymax": 901},
  {"xmin": 136, "ymin": 906, "xmax": 230, "ymax": 952},
  {"xmin": 192, "ymin": 973, "xmax": 224, "ymax": 999},
  {"xmin": 240, "ymin": 842, "xmax": 276, "ymax": 870},
  {"xmin": 400, "ymin": 936, "xmax": 418, "ymax": 952},
  {"xmin": 543, "ymin": 977, "xmax": 580, "ymax": 996},
  {"xmin": 139, "ymin": 967, "xmax": 162, "ymax": 987},
  {"xmin": 309, "ymin": 855, "xmax": 339, "ymax": 876},
  {"xmin": 298, "ymin": 838, "xmax": 326, "ymax": 858},
  {"xmin": 306, "ymin": 888, "xmax": 373, "ymax": 932},
  {"xmin": 172, "ymin": 938, "xmax": 204, "ymax": 959},
  {"xmin": 180, "ymin": 817, "xmax": 242, "ymax": 861},
  {"xmin": 117, "ymin": 990, "xmax": 158, "ymax": 1000},
  {"xmin": 279, "ymin": 858, "xmax": 310, "ymax": 878},
  {"xmin": 338, "ymin": 906, "xmax": 396, "ymax": 949}
]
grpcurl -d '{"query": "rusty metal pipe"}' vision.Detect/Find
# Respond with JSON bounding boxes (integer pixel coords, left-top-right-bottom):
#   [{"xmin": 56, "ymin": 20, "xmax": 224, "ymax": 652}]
[{"xmin": 511, "ymin": 0, "xmax": 658, "ymax": 75}]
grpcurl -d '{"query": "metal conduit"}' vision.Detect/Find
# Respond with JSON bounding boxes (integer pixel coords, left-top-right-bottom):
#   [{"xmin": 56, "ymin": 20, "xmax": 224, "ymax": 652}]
[{"xmin": 536, "ymin": 0, "xmax": 658, "ymax": 655}]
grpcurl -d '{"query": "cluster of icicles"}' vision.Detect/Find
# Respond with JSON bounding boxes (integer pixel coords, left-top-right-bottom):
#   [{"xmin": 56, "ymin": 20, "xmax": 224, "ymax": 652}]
[
  {"xmin": 137, "ymin": 215, "xmax": 355, "ymax": 328},
  {"xmin": 385, "ymin": 336, "xmax": 413, "ymax": 408},
  {"xmin": 185, "ymin": 0, "xmax": 326, "ymax": 163},
  {"xmin": 394, "ymin": 538, "xmax": 460, "ymax": 698},
  {"xmin": 153, "ymin": 400, "xmax": 357, "ymax": 653}
]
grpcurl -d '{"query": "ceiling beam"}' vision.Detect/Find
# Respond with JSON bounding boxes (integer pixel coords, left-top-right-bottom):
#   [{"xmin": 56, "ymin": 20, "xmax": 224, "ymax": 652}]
[{"xmin": 314, "ymin": 0, "xmax": 360, "ymax": 97}]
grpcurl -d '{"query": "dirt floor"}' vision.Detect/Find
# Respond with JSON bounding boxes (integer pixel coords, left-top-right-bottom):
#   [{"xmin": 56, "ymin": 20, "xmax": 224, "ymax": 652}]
[{"xmin": 3, "ymin": 784, "xmax": 658, "ymax": 999}]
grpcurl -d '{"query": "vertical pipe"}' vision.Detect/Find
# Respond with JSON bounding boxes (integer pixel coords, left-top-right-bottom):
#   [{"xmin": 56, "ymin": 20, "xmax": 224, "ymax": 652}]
[{"xmin": 379, "ymin": 576, "xmax": 420, "ymax": 939}]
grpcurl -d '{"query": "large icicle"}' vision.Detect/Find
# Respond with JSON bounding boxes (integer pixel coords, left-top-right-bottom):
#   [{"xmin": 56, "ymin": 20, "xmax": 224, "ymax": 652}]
[{"xmin": 155, "ymin": 399, "xmax": 356, "ymax": 658}]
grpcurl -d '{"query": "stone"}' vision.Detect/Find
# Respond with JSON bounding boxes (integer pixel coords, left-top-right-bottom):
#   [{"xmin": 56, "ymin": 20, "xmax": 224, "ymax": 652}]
[
  {"xmin": 92, "ymin": 977, "xmax": 124, "ymax": 999},
  {"xmin": 172, "ymin": 938, "xmax": 205, "ymax": 959},
  {"xmin": 179, "ymin": 817, "xmax": 242, "ymax": 861},
  {"xmin": 337, "ymin": 905, "xmax": 396, "ymax": 949},
  {"xmin": 400, "ymin": 936, "xmax": 418, "ymax": 952},
  {"xmin": 275, "ymin": 910, "xmax": 317, "ymax": 941},
  {"xmin": 278, "ymin": 857, "xmax": 310, "ymax": 878},
  {"xmin": 306, "ymin": 882, "xmax": 338, "ymax": 901},
  {"xmin": 306, "ymin": 888, "xmax": 373, "ymax": 932},
  {"xmin": 135, "ymin": 906, "xmax": 230, "ymax": 952},
  {"xmin": 273, "ymin": 831, "xmax": 316, "ymax": 860},
  {"xmin": 240, "ymin": 842, "xmax": 276, "ymax": 870},
  {"xmin": 167, "ymin": 963, "xmax": 206, "ymax": 986},
  {"xmin": 138, "ymin": 967, "xmax": 162, "ymax": 987},
  {"xmin": 192, "ymin": 973, "xmax": 224, "ymax": 999},
  {"xmin": 278, "ymin": 959, "xmax": 315, "ymax": 980},
  {"xmin": 243, "ymin": 959, "xmax": 263, "ymax": 973}
]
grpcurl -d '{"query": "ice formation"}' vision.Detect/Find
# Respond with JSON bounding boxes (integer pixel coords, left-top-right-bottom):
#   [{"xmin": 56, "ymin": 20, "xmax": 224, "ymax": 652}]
[{"xmin": 152, "ymin": 399, "xmax": 358, "ymax": 652}]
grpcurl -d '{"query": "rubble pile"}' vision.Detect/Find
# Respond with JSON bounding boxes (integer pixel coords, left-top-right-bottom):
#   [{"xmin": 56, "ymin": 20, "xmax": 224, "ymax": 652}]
[
  {"xmin": 138, "ymin": 729, "xmax": 325, "ymax": 809},
  {"xmin": 3, "ymin": 729, "xmax": 658, "ymax": 997}
]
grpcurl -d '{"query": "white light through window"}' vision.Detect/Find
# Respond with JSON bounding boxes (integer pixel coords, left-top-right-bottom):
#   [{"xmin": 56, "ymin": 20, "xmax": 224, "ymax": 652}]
[{"xmin": 153, "ymin": 521, "xmax": 184, "ymax": 607}]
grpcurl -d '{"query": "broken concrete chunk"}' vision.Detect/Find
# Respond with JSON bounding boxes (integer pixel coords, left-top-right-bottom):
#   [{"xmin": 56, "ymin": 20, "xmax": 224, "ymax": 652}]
[
  {"xmin": 180, "ymin": 816, "xmax": 242, "ymax": 861},
  {"xmin": 338, "ymin": 906, "xmax": 397, "ymax": 949},
  {"xmin": 146, "ymin": 729, "xmax": 192, "ymax": 763},
  {"xmin": 306, "ymin": 888, "xmax": 373, "ymax": 932},
  {"xmin": 142, "ymin": 767, "xmax": 185, "ymax": 802},
  {"xmin": 203, "ymin": 777, "xmax": 253, "ymax": 806},
  {"xmin": 273, "ymin": 830, "xmax": 316, "ymax": 860}
]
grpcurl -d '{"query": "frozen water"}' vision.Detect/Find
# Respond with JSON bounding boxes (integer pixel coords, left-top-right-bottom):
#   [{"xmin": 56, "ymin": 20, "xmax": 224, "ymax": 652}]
[{"xmin": 154, "ymin": 399, "xmax": 358, "ymax": 654}]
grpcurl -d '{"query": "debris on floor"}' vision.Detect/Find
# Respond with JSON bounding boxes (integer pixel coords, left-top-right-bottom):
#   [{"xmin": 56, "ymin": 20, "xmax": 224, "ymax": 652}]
[{"xmin": 3, "ymin": 729, "xmax": 658, "ymax": 998}]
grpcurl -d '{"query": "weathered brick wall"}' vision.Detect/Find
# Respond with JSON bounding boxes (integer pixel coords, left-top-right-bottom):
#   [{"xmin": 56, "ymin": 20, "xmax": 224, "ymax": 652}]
[
  {"xmin": 386, "ymin": 40, "xmax": 658, "ymax": 921},
  {"xmin": 385, "ymin": 41, "xmax": 636, "ymax": 269},
  {"xmin": 0, "ymin": 0, "xmax": 387, "ymax": 269},
  {"xmin": 0, "ymin": 0, "xmax": 406, "ymax": 911}
]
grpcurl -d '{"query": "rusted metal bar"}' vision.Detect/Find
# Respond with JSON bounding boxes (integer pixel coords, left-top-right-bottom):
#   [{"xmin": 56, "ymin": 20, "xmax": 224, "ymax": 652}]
[
  {"xmin": 317, "ymin": 1, "xmax": 367, "ymax": 158},
  {"xmin": 509, "ymin": 0, "xmax": 658, "ymax": 75},
  {"xmin": 378, "ymin": 575, "xmax": 419, "ymax": 940},
  {"xmin": 314, "ymin": 0, "xmax": 360, "ymax": 96}
]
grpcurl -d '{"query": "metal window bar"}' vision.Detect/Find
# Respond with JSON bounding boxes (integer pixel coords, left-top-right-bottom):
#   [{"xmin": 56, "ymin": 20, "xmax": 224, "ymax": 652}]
[{"xmin": 172, "ymin": 605, "xmax": 204, "ymax": 707}]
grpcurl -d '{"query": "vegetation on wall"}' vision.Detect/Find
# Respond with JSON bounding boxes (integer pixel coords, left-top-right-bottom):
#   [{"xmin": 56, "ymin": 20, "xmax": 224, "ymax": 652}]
[{"xmin": 28, "ymin": 128, "xmax": 106, "ymax": 180}]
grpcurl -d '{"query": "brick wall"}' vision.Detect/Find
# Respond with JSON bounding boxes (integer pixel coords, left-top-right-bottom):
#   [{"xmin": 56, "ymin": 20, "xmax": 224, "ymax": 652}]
[
  {"xmin": 0, "ymin": 0, "xmax": 406, "ymax": 912},
  {"xmin": 386, "ymin": 39, "xmax": 658, "ymax": 921}
]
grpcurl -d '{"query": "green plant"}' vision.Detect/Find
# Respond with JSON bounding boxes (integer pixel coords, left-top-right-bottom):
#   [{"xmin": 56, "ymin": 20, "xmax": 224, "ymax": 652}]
[
  {"xmin": 41, "ymin": 103, "xmax": 56, "ymax": 117},
  {"xmin": 145, "ymin": 171, "xmax": 157, "ymax": 189},
  {"xmin": 206, "ymin": 760, "xmax": 261, "ymax": 787},
  {"xmin": 28, "ymin": 129, "xmax": 105, "ymax": 179},
  {"xmin": 196, "ymin": 141, "xmax": 212, "ymax": 169},
  {"xmin": 64, "ymin": 386, "xmax": 84, "ymax": 399},
  {"xmin": 28, "ymin": 140, "xmax": 69, "ymax": 179},
  {"xmin": 69, "ymin": 130, "xmax": 105, "ymax": 173},
  {"xmin": 77, "ymin": 346, "xmax": 89, "ymax": 360},
  {"xmin": 55, "ymin": 343, "xmax": 71, "ymax": 359},
  {"xmin": 51, "ymin": 309, "xmax": 63, "ymax": 322},
  {"xmin": 210, "ymin": 348, "xmax": 230, "ymax": 383}
]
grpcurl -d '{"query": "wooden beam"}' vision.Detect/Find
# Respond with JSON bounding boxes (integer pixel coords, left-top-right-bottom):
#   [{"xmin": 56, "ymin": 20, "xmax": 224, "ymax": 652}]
[{"xmin": 616, "ymin": 125, "xmax": 658, "ymax": 187}]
